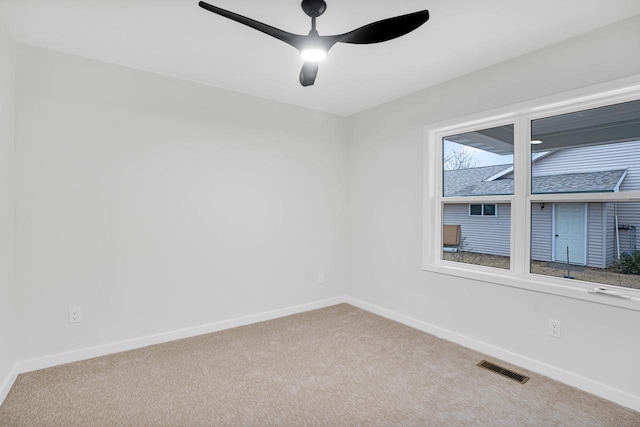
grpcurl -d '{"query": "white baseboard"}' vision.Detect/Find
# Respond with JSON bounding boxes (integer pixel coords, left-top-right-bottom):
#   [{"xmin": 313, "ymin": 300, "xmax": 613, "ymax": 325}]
[
  {"xmin": 346, "ymin": 296, "xmax": 640, "ymax": 413},
  {"xmin": 13, "ymin": 296, "xmax": 348, "ymax": 378},
  {"xmin": 0, "ymin": 364, "xmax": 19, "ymax": 406},
  {"xmin": 5, "ymin": 295, "xmax": 638, "ymax": 413}
]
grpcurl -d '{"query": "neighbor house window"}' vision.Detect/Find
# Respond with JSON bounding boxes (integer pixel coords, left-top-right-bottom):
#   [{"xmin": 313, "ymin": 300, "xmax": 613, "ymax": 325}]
[
  {"xmin": 424, "ymin": 86, "xmax": 640, "ymax": 306},
  {"xmin": 469, "ymin": 204, "xmax": 497, "ymax": 217}
]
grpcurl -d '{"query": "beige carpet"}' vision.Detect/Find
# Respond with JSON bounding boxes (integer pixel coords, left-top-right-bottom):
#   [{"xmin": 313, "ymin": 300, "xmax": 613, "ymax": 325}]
[{"xmin": 1, "ymin": 304, "xmax": 638, "ymax": 426}]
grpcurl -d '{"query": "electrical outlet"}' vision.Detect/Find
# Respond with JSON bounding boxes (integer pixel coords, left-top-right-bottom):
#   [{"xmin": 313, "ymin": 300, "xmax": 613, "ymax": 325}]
[
  {"xmin": 317, "ymin": 273, "xmax": 325, "ymax": 285},
  {"xmin": 69, "ymin": 307, "xmax": 81, "ymax": 324},
  {"xmin": 548, "ymin": 319, "xmax": 561, "ymax": 338}
]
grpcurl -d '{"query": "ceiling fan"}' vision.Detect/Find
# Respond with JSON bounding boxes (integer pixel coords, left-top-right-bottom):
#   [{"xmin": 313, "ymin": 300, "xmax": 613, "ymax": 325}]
[{"xmin": 198, "ymin": 0, "xmax": 429, "ymax": 87}]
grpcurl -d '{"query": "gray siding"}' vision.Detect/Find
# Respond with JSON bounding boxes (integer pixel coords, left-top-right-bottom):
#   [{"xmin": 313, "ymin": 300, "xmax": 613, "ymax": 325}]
[
  {"xmin": 531, "ymin": 203, "xmax": 608, "ymax": 268},
  {"xmin": 533, "ymin": 141, "xmax": 640, "ymax": 264},
  {"xmin": 605, "ymin": 203, "xmax": 617, "ymax": 266},
  {"xmin": 587, "ymin": 203, "xmax": 605, "ymax": 269},
  {"xmin": 615, "ymin": 202, "xmax": 640, "ymax": 255},
  {"xmin": 532, "ymin": 202, "xmax": 640, "ymax": 268},
  {"xmin": 443, "ymin": 203, "xmax": 510, "ymax": 256},
  {"xmin": 531, "ymin": 204, "xmax": 552, "ymax": 262}
]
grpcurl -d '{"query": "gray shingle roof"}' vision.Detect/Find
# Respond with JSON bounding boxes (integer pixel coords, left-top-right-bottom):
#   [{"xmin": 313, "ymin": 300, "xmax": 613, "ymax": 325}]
[
  {"xmin": 444, "ymin": 167, "xmax": 627, "ymax": 196},
  {"xmin": 443, "ymin": 164, "xmax": 511, "ymax": 196},
  {"xmin": 533, "ymin": 169, "xmax": 627, "ymax": 194}
]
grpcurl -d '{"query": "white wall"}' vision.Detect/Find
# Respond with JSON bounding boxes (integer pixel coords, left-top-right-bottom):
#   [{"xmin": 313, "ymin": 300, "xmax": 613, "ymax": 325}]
[
  {"xmin": 0, "ymin": 16, "xmax": 16, "ymax": 399},
  {"xmin": 347, "ymin": 14, "xmax": 640, "ymax": 409},
  {"xmin": 14, "ymin": 45, "xmax": 348, "ymax": 361}
]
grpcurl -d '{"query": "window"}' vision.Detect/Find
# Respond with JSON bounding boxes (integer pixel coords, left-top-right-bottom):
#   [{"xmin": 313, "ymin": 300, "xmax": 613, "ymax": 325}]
[
  {"xmin": 424, "ymin": 84, "xmax": 640, "ymax": 307},
  {"xmin": 529, "ymin": 100, "xmax": 640, "ymax": 289},
  {"xmin": 470, "ymin": 204, "xmax": 497, "ymax": 217},
  {"xmin": 440, "ymin": 124, "xmax": 513, "ymax": 270}
]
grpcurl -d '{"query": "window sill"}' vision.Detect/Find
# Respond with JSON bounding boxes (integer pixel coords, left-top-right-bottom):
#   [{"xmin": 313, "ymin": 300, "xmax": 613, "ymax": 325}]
[{"xmin": 422, "ymin": 261, "xmax": 640, "ymax": 312}]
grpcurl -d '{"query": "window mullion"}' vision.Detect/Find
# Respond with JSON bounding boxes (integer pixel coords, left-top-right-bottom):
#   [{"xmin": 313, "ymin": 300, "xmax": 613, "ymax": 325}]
[
  {"xmin": 424, "ymin": 129, "xmax": 444, "ymax": 267},
  {"xmin": 512, "ymin": 116, "xmax": 531, "ymax": 276}
]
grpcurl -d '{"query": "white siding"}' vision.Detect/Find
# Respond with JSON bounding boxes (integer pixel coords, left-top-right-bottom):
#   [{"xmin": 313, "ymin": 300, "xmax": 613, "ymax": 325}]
[{"xmin": 443, "ymin": 203, "xmax": 510, "ymax": 257}]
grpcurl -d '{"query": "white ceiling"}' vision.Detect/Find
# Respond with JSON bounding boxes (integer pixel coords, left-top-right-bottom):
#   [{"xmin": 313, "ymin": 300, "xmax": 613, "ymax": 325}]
[{"xmin": 1, "ymin": 0, "xmax": 639, "ymax": 116}]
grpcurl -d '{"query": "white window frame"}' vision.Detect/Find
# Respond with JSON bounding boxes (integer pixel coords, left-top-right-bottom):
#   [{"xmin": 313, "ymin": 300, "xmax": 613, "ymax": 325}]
[{"xmin": 422, "ymin": 78, "xmax": 640, "ymax": 311}]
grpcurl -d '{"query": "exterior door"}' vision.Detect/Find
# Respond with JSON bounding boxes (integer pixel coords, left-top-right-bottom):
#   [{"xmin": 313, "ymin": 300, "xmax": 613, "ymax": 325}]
[{"xmin": 553, "ymin": 203, "xmax": 586, "ymax": 265}]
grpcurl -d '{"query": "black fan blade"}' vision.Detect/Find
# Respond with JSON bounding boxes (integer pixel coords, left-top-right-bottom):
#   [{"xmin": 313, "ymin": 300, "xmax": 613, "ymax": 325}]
[
  {"xmin": 336, "ymin": 10, "xmax": 429, "ymax": 45},
  {"xmin": 300, "ymin": 62, "xmax": 319, "ymax": 87},
  {"xmin": 198, "ymin": 1, "xmax": 304, "ymax": 49}
]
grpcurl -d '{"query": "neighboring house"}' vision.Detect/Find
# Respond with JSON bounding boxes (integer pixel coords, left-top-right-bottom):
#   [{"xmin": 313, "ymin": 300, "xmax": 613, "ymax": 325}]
[{"xmin": 443, "ymin": 140, "xmax": 640, "ymax": 268}]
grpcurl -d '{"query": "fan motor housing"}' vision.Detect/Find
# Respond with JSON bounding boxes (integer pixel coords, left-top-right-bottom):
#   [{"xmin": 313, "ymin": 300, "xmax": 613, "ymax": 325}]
[{"xmin": 301, "ymin": 0, "xmax": 327, "ymax": 18}]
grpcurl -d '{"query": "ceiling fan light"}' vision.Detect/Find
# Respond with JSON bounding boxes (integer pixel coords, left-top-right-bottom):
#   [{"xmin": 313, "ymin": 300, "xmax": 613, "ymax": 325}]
[{"xmin": 300, "ymin": 48, "xmax": 327, "ymax": 62}]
